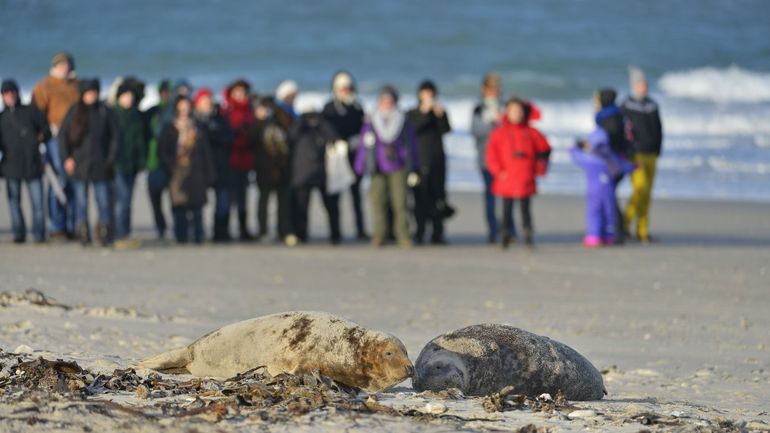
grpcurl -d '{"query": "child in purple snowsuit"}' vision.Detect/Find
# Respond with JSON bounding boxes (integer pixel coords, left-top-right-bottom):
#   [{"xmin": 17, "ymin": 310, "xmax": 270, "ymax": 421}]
[{"xmin": 572, "ymin": 128, "xmax": 635, "ymax": 247}]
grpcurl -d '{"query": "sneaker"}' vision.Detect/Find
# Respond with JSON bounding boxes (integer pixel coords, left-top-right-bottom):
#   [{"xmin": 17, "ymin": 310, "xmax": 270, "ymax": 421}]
[
  {"xmin": 370, "ymin": 237, "xmax": 385, "ymax": 248},
  {"xmin": 398, "ymin": 239, "xmax": 413, "ymax": 249},
  {"xmin": 583, "ymin": 235, "xmax": 602, "ymax": 248},
  {"xmin": 284, "ymin": 234, "xmax": 299, "ymax": 247}
]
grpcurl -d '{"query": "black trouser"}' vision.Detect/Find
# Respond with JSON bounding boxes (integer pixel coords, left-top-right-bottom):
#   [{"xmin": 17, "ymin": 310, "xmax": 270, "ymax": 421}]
[
  {"xmin": 612, "ymin": 174, "xmax": 625, "ymax": 243},
  {"xmin": 349, "ymin": 174, "xmax": 366, "ymax": 236},
  {"xmin": 291, "ymin": 184, "xmax": 340, "ymax": 243},
  {"xmin": 257, "ymin": 183, "xmax": 290, "ymax": 238},
  {"xmin": 413, "ymin": 166, "xmax": 447, "ymax": 242},
  {"xmin": 502, "ymin": 197, "xmax": 532, "ymax": 237}
]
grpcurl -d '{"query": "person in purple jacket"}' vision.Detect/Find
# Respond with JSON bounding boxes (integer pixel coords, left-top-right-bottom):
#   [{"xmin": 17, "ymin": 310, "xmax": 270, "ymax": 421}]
[
  {"xmin": 354, "ymin": 85, "xmax": 420, "ymax": 248},
  {"xmin": 572, "ymin": 126, "xmax": 635, "ymax": 248}
]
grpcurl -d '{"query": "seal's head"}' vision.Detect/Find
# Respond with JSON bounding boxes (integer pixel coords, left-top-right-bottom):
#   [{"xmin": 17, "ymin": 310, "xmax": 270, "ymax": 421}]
[
  {"xmin": 413, "ymin": 343, "xmax": 469, "ymax": 392},
  {"xmin": 353, "ymin": 332, "xmax": 413, "ymax": 392}
]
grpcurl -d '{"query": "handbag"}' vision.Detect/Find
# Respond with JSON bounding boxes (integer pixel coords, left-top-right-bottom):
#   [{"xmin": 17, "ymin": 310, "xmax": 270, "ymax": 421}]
[{"xmin": 325, "ymin": 140, "xmax": 355, "ymax": 194}]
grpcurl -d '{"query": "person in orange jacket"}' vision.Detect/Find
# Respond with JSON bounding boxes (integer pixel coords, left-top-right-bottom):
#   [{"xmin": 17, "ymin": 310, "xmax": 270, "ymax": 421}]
[{"xmin": 485, "ymin": 97, "xmax": 551, "ymax": 248}]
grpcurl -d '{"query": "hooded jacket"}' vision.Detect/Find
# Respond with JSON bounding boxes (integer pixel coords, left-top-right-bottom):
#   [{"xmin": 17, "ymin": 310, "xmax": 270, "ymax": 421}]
[
  {"xmin": 58, "ymin": 101, "xmax": 119, "ymax": 181},
  {"xmin": 289, "ymin": 112, "xmax": 338, "ymax": 188},
  {"xmin": 354, "ymin": 112, "xmax": 420, "ymax": 176},
  {"xmin": 0, "ymin": 103, "xmax": 51, "ymax": 179},
  {"xmin": 195, "ymin": 109, "xmax": 233, "ymax": 187},
  {"xmin": 221, "ymin": 89, "xmax": 255, "ymax": 171},
  {"xmin": 31, "ymin": 75, "xmax": 80, "ymax": 130},
  {"xmin": 406, "ymin": 107, "xmax": 451, "ymax": 173},
  {"xmin": 158, "ymin": 120, "xmax": 216, "ymax": 208},
  {"xmin": 485, "ymin": 118, "xmax": 551, "ymax": 198},
  {"xmin": 113, "ymin": 106, "xmax": 147, "ymax": 174}
]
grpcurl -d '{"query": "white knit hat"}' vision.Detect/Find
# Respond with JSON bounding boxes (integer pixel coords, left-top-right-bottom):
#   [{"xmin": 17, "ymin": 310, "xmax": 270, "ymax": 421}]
[
  {"xmin": 332, "ymin": 72, "xmax": 354, "ymax": 92},
  {"xmin": 628, "ymin": 65, "xmax": 646, "ymax": 88},
  {"xmin": 276, "ymin": 80, "xmax": 299, "ymax": 101}
]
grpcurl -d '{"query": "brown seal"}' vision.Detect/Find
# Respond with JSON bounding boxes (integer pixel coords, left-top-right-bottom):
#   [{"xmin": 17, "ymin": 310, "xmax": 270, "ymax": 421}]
[{"xmin": 138, "ymin": 311, "xmax": 413, "ymax": 392}]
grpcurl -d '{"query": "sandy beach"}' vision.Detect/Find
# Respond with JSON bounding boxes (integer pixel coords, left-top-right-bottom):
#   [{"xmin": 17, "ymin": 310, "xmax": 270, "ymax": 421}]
[{"xmin": 1, "ymin": 187, "xmax": 769, "ymax": 432}]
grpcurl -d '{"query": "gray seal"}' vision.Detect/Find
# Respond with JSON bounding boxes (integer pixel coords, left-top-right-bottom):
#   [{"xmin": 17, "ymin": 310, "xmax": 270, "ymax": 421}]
[
  {"xmin": 413, "ymin": 324, "xmax": 606, "ymax": 400},
  {"xmin": 137, "ymin": 311, "xmax": 414, "ymax": 392}
]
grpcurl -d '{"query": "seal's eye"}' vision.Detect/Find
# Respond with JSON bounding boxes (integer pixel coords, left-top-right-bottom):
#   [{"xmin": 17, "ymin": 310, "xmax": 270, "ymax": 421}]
[{"xmin": 384, "ymin": 351, "xmax": 393, "ymax": 357}]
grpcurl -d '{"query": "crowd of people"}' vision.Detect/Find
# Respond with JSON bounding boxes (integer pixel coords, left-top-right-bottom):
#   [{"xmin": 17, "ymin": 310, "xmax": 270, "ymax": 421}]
[{"xmin": 0, "ymin": 52, "xmax": 663, "ymax": 249}]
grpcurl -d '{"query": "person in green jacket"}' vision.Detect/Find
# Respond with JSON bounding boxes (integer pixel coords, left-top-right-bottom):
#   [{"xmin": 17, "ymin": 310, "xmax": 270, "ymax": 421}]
[
  {"xmin": 143, "ymin": 79, "xmax": 172, "ymax": 239},
  {"xmin": 113, "ymin": 84, "xmax": 147, "ymax": 241}
]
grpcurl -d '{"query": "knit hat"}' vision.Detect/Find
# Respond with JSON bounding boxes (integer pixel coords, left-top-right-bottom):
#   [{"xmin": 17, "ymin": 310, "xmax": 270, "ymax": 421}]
[
  {"xmin": 173, "ymin": 79, "xmax": 192, "ymax": 95},
  {"xmin": 116, "ymin": 83, "xmax": 133, "ymax": 99},
  {"xmin": 482, "ymin": 72, "xmax": 501, "ymax": 89},
  {"xmin": 276, "ymin": 80, "xmax": 299, "ymax": 101},
  {"xmin": 79, "ymin": 78, "xmax": 100, "ymax": 94},
  {"xmin": 51, "ymin": 52, "xmax": 75, "ymax": 69},
  {"xmin": 379, "ymin": 85, "xmax": 399, "ymax": 103},
  {"xmin": 193, "ymin": 88, "xmax": 213, "ymax": 107},
  {"xmin": 227, "ymin": 79, "xmax": 251, "ymax": 96},
  {"xmin": 629, "ymin": 65, "xmax": 646, "ymax": 88},
  {"xmin": 157, "ymin": 79, "xmax": 171, "ymax": 93},
  {"xmin": 332, "ymin": 71, "xmax": 354, "ymax": 92},
  {"xmin": 1, "ymin": 79, "xmax": 19, "ymax": 94},
  {"xmin": 417, "ymin": 79, "xmax": 437, "ymax": 95},
  {"xmin": 597, "ymin": 88, "xmax": 617, "ymax": 108}
]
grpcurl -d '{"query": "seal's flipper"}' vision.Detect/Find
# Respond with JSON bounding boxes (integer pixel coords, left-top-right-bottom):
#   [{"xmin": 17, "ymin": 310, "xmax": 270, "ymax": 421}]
[{"xmin": 136, "ymin": 347, "xmax": 193, "ymax": 374}]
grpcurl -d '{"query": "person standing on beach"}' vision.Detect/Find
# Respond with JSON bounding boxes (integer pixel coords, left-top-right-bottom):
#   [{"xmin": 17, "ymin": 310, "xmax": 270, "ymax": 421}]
[
  {"xmin": 322, "ymin": 71, "xmax": 368, "ymax": 241},
  {"xmin": 471, "ymin": 73, "xmax": 513, "ymax": 244},
  {"xmin": 249, "ymin": 96, "xmax": 292, "ymax": 243},
  {"xmin": 485, "ymin": 97, "xmax": 551, "ymax": 248},
  {"xmin": 354, "ymin": 86, "xmax": 420, "ymax": 248},
  {"xmin": 31, "ymin": 52, "xmax": 79, "ymax": 241},
  {"xmin": 288, "ymin": 105, "xmax": 342, "ymax": 245},
  {"xmin": 1, "ymin": 79, "xmax": 51, "ymax": 243},
  {"xmin": 594, "ymin": 88, "xmax": 633, "ymax": 244},
  {"xmin": 158, "ymin": 96, "xmax": 215, "ymax": 244},
  {"xmin": 221, "ymin": 80, "xmax": 256, "ymax": 241},
  {"xmin": 112, "ymin": 83, "xmax": 146, "ymax": 243},
  {"xmin": 58, "ymin": 79, "xmax": 119, "ymax": 247},
  {"xmin": 193, "ymin": 88, "xmax": 234, "ymax": 242},
  {"xmin": 622, "ymin": 66, "xmax": 663, "ymax": 244},
  {"xmin": 407, "ymin": 79, "xmax": 453, "ymax": 245},
  {"xmin": 144, "ymin": 79, "xmax": 172, "ymax": 240}
]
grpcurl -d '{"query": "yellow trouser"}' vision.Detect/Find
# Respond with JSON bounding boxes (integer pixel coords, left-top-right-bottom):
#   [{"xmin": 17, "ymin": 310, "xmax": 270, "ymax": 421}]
[{"xmin": 624, "ymin": 153, "xmax": 658, "ymax": 239}]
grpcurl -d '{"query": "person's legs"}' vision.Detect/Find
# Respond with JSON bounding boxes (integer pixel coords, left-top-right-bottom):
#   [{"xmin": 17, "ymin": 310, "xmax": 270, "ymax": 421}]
[
  {"xmin": 6, "ymin": 179, "xmax": 26, "ymax": 242},
  {"xmin": 350, "ymin": 175, "xmax": 367, "ymax": 238},
  {"xmin": 388, "ymin": 169, "xmax": 411, "ymax": 246},
  {"xmin": 583, "ymin": 189, "xmax": 603, "ymax": 247},
  {"xmin": 256, "ymin": 184, "xmax": 270, "ymax": 237},
  {"xmin": 501, "ymin": 198, "xmax": 514, "ymax": 248},
  {"xmin": 212, "ymin": 182, "xmax": 231, "ymax": 242},
  {"xmin": 45, "ymin": 138, "xmax": 64, "ymax": 235},
  {"xmin": 172, "ymin": 206, "xmax": 188, "ymax": 243},
  {"xmin": 481, "ymin": 169, "xmax": 498, "ymax": 242},
  {"xmin": 277, "ymin": 185, "xmax": 290, "ymax": 238},
  {"xmin": 27, "ymin": 178, "xmax": 46, "ymax": 242},
  {"xmin": 521, "ymin": 197, "xmax": 533, "ymax": 245},
  {"xmin": 292, "ymin": 186, "xmax": 311, "ymax": 243},
  {"xmin": 428, "ymin": 169, "xmax": 446, "ymax": 243},
  {"xmin": 93, "ymin": 180, "xmax": 113, "ymax": 245},
  {"xmin": 147, "ymin": 168, "xmax": 168, "ymax": 238},
  {"xmin": 321, "ymin": 187, "xmax": 341, "ymax": 244},
  {"xmin": 369, "ymin": 174, "xmax": 388, "ymax": 244},
  {"xmin": 192, "ymin": 206, "xmax": 204, "ymax": 244},
  {"xmin": 636, "ymin": 153, "xmax": 657, "ymax": 241},
  {"xmin": 231, "ymin": 170, "xmax": 252, "ymax": 240},
  {"xmin": 612, "ymin": 175, "xmax": 625, "ymax": 244},
  {"xmin": 113, "ymin": 172, "xmax": 129, "ymax": 239},
  {"xmin": 73, "ymin": 180, "xmax": 90, "ymax": 243}
]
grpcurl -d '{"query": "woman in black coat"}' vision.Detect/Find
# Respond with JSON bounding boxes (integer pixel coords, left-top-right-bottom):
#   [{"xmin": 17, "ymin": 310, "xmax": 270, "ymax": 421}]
[
  {"xmin": 0, "ymin": 79, "xmax": 51, "ymax": 243},
  {"xmin": 158, "ymin": 96, "xmax": 216, "ymax": 244},
  {"xmin": 59, "ymin": 79, "xmax": 118, "ymax": 246}
]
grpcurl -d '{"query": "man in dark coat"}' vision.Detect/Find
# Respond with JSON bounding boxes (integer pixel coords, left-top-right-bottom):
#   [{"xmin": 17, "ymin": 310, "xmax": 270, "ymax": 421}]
[
  {"xmin": 406, "ymin": 80, "xmax": 452, "ymax": 244},
  {"xmin": 1, "ymin": 79, "xmax": 51, "ymax": 242}
]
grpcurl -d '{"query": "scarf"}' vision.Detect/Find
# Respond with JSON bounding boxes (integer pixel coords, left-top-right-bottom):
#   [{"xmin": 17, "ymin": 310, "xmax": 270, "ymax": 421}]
[{"xmin": 371, "ymin": 109, "xmax": 405, "ymax": 144}]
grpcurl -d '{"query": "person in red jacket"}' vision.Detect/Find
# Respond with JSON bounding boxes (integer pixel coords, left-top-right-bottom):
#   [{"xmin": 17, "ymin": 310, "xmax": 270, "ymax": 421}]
[
  {"xmin": 221, "ymin": 79, "xmax": 255, "ymax": 240},
  {"xmin": 485, "ymin": 97, "xmax": 551, "ymax": 248}
]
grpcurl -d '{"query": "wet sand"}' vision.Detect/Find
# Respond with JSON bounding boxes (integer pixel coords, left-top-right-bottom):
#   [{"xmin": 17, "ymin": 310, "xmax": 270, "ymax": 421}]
[{"xmin": 1, "ymin": 187, "xmax": 769, "ymax": 432}]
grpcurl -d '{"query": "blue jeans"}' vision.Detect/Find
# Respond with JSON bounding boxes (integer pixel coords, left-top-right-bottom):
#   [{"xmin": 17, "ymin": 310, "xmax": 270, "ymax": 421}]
[
  {"xmin": 114, "ymin": 172, "xmax": 136, "ymax": 239},
  {"xmin": 73, "ymin": 180, "xmax": 112, "ymax": 228},
  {"xmin": 147, "ymin": 168, "xmax": 168, "ymax": 237},
  {"xmin": 6, "ymin": 178, "xmax": 45, "ymax": 242},
  {"xmin": 46, "ymin": 137, "xmax": 76, "ymax": 234},
  {"xmin": 482, "ymin": 169, "xmax": 514, "ymax": 239},
  {"xmin": 173, "ymin": 206, "xmax": 204, "ymax": 243},
  {"xmin": 214, "ymin": 184, "xmax": 230, "ymax": 218}
]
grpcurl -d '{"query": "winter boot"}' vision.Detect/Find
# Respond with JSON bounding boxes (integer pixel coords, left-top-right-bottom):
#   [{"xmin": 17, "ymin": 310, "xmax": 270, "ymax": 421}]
[
  {"xmin": 78, "ymin": 223, "xmax": 91, "ymax": 246},
  {"xmin": 96, "ymin": 223, "xmax": 112, "ymax": 247},
  {"xmin": 238, "ymin": 211, "xmax": 254, "ymax": 241}
]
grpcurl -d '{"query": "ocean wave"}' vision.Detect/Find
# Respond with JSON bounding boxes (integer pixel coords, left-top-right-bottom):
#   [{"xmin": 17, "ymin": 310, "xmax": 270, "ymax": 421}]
[{"xmin": 658, "ymin": 65, "xmax": 770, "ymax": 103}]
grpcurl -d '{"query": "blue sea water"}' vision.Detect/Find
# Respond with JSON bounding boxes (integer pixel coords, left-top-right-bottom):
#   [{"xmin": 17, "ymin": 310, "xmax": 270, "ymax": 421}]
[{"xmin": 2, "ymin": 0, "xmax": 770, "ymax": 201}]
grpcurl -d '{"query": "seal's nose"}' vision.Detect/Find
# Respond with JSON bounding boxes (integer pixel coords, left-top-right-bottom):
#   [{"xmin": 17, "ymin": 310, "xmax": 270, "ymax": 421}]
[{"xmin": 406, "ymin": 365, "xmax": 415, "ymax": 377}]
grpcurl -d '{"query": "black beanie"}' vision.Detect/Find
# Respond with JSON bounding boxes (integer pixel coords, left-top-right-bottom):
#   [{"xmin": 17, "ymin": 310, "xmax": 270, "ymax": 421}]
[
  {"xmin": 116, "ymin": 83, "xmax": 133, "ymax": 99},
  {"xmin": 1, "ymin": 79, "xmax": 19, "ymax": 94},
  {"xmin": 418, "ymin": 79, "xmax": 437, "ymax": 95},
  {"xmin": 79, "ymin": 79, "xmax": 100, "ymax": 95},
  {"xmin": 598, "ymin": 88, "xmax": 617, "ymax": 108}
]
